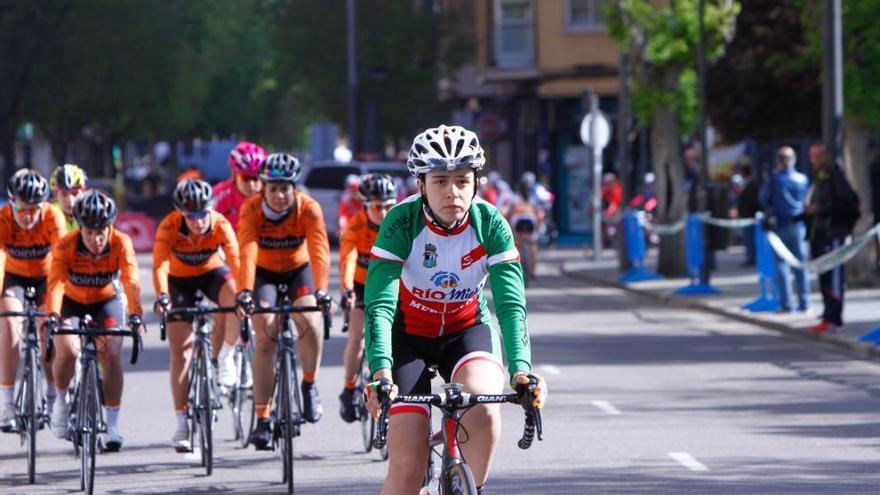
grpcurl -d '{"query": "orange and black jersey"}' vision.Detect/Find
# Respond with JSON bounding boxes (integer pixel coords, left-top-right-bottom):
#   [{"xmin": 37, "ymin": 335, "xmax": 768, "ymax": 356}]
[
  {"xmin": 238, "ymin": 192, "xmax": 330, "ymax": 292},
  {"xmin": 47, "ymin": 228, "xmax": 142, "ymax": 316},
  {"xmin": 0, "ymin": 203, "xmax": 67, "ymax": 288},
  {"xmin": 152, "ymin": 211, "xmax": 240, "ymax": 294},
  {"xmin": 339, "ymin": 211, "xmax": 379, "ymax": 290}
]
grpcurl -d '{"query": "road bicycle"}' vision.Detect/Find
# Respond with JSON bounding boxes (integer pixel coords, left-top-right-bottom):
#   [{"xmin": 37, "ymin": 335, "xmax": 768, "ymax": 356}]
[
  {"xmin": 0, "ymin": 286, "xmax": 48, "ymax": 483},
  {"xmin": 245, "ymin": 284, "xmax": 331, "ymax": 494},
  {"xmin": 340, "ymin": 299, "xmax": 387, "ymax": 460},
  {"xmin": 374, "ymin": 376, "xmax": 543, "ymax": 495},
  {"xmin": 47, "ymin": 315, "xmax": 141, "ymax": 495},
  {"xmin": 229, "ymin": 317, "xmax": 254, "ymax": 448},
  {"xmin": 159, "ymin": 294, "xmax": 236, "ymax": 475}
]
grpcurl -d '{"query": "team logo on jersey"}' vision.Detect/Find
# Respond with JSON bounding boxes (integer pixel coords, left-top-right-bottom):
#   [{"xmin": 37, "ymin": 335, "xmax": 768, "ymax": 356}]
[
  {"xmin": 423, "ymin": 243, "xmax": 438, "ymax": 268},
  {"xmin": 430, "ymin": 271, "xmax": 460, "ymax": 289}
]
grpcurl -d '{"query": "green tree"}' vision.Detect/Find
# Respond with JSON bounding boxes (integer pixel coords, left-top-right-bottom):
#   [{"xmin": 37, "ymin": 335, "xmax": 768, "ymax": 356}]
[
  {"xmin": 268, "ymin": 0, "xmax": 472, "ymax": 152},
  {"xmin": 803, "ymin": 1, "xmax": 880, "ymax": 284},
  {"xmin": 706, "ymin": 0, "xmax": 820, "ymax": 142},
  {"xmin": 606, "ymin": 0, "xmax": 739, "ymax": 277}
]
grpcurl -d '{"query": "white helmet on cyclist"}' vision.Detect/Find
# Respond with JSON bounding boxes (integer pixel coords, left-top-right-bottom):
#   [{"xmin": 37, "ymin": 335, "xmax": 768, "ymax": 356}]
[{"xmin": 406, "ymin": 125, "xmax": 485, "ymax": 177}]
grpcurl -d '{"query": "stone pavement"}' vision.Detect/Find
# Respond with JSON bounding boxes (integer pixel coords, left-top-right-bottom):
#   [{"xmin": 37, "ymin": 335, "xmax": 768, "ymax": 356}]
[{"xmin": 553, "ymin": 245, "xmax": 880, "ymax": 359}]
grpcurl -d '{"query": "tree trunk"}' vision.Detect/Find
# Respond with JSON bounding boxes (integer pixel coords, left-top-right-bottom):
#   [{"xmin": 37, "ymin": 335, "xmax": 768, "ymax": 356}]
[
  {"xmin": 652, "ymin": 106, "xmax": 688, "ymax": 277},
  {"xmin": 842, "ymin": 117, "xmax": 880, "ymax": 286}
]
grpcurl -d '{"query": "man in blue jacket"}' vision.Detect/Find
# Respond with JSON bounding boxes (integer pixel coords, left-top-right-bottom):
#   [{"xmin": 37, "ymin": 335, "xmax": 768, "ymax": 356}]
[{"xmin": 760, "ymin": 146, "xmax": 810, "ymax": 313}]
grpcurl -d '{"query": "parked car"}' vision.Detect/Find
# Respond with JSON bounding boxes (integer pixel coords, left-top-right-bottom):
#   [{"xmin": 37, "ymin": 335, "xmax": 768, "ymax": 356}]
[{"xmin": 300, "ymin": 160, "xmax": 409, "ymax": 241}]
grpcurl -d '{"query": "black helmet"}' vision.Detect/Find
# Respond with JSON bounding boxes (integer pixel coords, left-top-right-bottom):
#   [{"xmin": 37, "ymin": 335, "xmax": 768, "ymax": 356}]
[
  {"xmin": 173, "ymin": 179, "xmax": 214, "ymax": 212},
  {"xmin": 260, "ymin": 153, "xmax": 301, "ymax": 183},
  {"xmin": 73, "ymin": 190, "xmax": 117, "ymax": 228},
  {"xmin": 357, "ymin": 173, "xmax": 396, "ymax": 202},
  {"xmin": 7, "ymin": 169, "xmax": 50, "ymax": 205}
]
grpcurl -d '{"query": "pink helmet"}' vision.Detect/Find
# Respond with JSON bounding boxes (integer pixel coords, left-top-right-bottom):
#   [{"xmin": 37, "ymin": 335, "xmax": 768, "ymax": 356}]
[{"xmin": 228, "ymin": 141, "xmax": 266, "ymax": 177}]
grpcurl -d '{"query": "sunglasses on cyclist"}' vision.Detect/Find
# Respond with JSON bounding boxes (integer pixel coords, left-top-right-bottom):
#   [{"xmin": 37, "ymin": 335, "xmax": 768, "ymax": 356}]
[
  {"xmin": 368, "ymin": 201, "xmax": 395, "ymax": 212},
  {"xmin": 184, "ymin": 210, "xmax": 210, "ymax": 221},
  {"xmin": 11, "ymin": 203, "xmax": 40, "ymax": 215}
]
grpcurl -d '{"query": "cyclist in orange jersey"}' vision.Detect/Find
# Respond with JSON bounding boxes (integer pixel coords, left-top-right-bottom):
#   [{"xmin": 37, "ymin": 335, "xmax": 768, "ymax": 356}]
[
  {"xmin": 47, "ymin": 190, "xmax": 142, "ymax": 452},
  {"xmin": 152, "ymin": 179, "xmax": 241, "ymax": 452},
  {"xmin": 235, "ymin": 153, "xmax": 331, "ymax": 449},
  {"xmin": 0, "ymin": 169, "xmax": 65, "ymax": 431},
  {"xmin": 337, "ymin": 173, "xmax": 396, "ymax": 423}
]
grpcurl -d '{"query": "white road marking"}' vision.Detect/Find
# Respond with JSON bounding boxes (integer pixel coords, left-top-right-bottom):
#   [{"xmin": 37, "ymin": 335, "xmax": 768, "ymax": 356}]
[
  {"xmin": 539, "ymin": 364, "xmax": 561, "ymax": 375},
  {"xmin": 591, "ymin": 400, "xmax": 621, "ymax": 415},
  {"xmin": 669, "ymin": 452, "xmax": 709, "ymax": 472}
]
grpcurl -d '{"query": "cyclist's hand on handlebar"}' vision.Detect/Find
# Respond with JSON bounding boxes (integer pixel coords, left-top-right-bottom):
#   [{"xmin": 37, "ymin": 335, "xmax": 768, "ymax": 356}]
[
  {"xmin": 45, "ymin": 312, "xmax": 61, "ymax": 332},
  {"xmin": 128, "ymin": 314, "xmax": 145, "ymax": 335},
  {"xmin": 235, "ymin": 289, "xmax": 255, "ymax": 317},
  {"xmin": 340, "ymin": 288, "xmax": 354, "ymax": 311},
  {"xmin": 154, "ymin": 292, "xmax": 171, "ymax": 315},
  {"xmin": 512, "ymin": 372, "xmax": 547, "ymax": 410},
  {"xmin": 366, "ymin": 371, "xmax": 396, "ymax": 419},
  {"xmin": 315, "ymin": 289, "xmax": 336, "ymax": 314}
]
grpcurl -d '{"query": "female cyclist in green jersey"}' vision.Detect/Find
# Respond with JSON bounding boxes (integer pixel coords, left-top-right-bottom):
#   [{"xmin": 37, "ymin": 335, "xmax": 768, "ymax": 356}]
[{"xmin": 364, "ymin": 125, "xmax": 547, "ymax": 495}]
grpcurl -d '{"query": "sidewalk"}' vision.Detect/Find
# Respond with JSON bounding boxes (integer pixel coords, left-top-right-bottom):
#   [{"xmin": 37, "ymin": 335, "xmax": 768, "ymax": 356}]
[{"xmin": 556, "ymin": 246, "xmax": 880, "ymax": 359}]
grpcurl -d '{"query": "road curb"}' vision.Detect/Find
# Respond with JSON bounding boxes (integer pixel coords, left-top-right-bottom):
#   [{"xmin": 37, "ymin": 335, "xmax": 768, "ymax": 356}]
[{"xmin": 560, "ymin": 265, "xmax": 880, "ymax": 361}]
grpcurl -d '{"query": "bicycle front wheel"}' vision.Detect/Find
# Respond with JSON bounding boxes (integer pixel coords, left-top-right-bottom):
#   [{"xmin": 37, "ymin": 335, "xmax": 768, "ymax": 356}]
[
  {"xmin": 198, "ymin": 349, "xmax": 214, "ymax": 476},
  {"xmin": 444, "ymin": 462, "xmax": 478, "ymax": 495},
  {"xmin": 81, "ymin": 362, "xmax": 99, "ymax": 495},
  {"xmin": 279, "ymin": 350, "xmax": 296, "ymax": 493},
  {"xmin": 232, "ymin": 346, "xmax": 255, "ymax": 447},
  {"xmin": 357, "ymin": 361, "xmax": 373, "ymax": 453},
  {"xmin": 23, "ymin": 347, "xmax": 39, "ymax": 483}
]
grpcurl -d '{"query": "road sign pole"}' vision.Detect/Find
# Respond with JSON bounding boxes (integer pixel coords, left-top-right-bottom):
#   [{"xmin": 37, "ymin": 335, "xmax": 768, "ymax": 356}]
[{"xmin": 591, "ymin": 94, "xmax": 602, "ymax": 260}]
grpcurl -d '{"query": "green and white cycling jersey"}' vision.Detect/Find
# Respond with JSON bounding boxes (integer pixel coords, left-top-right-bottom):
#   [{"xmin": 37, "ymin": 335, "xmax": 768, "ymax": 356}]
[{"xmin": 364, "ymin": 194, "xmax": 531, "ymax": 379}]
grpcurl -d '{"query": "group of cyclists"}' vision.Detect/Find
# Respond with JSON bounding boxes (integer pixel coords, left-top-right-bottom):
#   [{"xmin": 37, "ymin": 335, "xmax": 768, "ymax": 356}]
[{"xmin": 0, "ymin": 124, "xmax": 546, "ymax": 494}]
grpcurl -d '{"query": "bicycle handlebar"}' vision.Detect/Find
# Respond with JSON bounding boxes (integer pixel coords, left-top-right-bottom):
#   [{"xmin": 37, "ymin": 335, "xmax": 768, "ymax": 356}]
[
  {"xmin": 158, "ymin": 306, "xmax": 237, "ymax": 341},
  {"xmin": 373, "ymin": 388, "xmax": 543, "ymax": 451},
  {"xmin": 246, "ymin": 303, "xmax": 332, "ymax": 340},
  {"xmin": 48, "ymin": 325, "xmax": 142, "ymax": 365},
  {"xmin": 0, "ymin": 309, "xmax": 47, "ymax": 318}
]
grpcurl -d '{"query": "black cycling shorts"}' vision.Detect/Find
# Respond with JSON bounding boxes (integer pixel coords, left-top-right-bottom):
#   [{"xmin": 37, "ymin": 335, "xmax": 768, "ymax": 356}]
[
  {"xmin": 254, "ymin": 264, "xmax": 314, "ymax": 307},
  {"xmin": 2, "ymin": 273, "xmax": 47, "ymax": 306},
  {"xmin": 390, "ymin": 323, "xmax": 503, "ymax": 417},
  {"xmin": 514, "ymin": 218, "xmax": 537, "ymax": 233},
  {"xmin": 353, "ymin": 282, "xmax": 365, "ymax": 309},
  {"xmin": 61, "ymin": 295, "xmax": 127, "ymax": 330},
  {"xmin": 168, "ymin": 267, "xmax": 233, "ymax": 323}
]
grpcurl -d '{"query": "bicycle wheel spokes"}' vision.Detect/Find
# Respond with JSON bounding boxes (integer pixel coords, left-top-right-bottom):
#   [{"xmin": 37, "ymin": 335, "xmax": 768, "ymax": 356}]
[
  {"xmin": 82, "ymin": 363, "xmax": 99, "ymax": 495},
  {"xmin": 357, "ymin": 365, "xmax": 373, "ymax": 453},
  {"xmin": 200, "ymin": 350, "xmax": 214, "ymax": 476},
  {"xmin": 279, "ymin": 351, "xmax": 295, "ymax": 494},
  {"xmin": 25, "ymin": 348, "xmax": 39, "ymax": 483}
]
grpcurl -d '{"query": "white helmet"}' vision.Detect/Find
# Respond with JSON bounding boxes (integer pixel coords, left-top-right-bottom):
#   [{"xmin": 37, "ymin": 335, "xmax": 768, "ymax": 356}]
[{"xmin": 407, "ymin": 125, "xmax": 485, "ymax": 177}]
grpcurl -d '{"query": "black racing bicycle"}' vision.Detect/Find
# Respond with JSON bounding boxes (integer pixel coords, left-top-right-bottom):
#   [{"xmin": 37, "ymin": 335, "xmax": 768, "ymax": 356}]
[
  {"xmin": 230, "ymin": 318, "xmax": 255, "ymax": 448},
  {"xmin": 340, "ymin": 298, "xmax": 387, "ymax": 460},
  {"xmin": 47, "ymin": 315, "xmax": 141, "ymax": 495},
  {"xmin": 374, "ymin": 377, "xmax": 543, "ymax": 495},
  {"xmin": 0, "ymin": 287, "xmax": 48, "ymax": 484},
  {"xmin": 245, "ymin": 284, "xmax": 331, "ymax": 494},
  {"xmin": 159, "ymin": 294, "xmax": 236, "ymax": 476}
]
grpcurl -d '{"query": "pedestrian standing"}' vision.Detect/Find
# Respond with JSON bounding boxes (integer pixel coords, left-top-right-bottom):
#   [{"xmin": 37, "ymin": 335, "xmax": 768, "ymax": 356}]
[
  {"xmin": 803, "ymin": 143, "xmax": 861, "ymax": 333},
  {"xmin": 760, "ymin": 146, "xmax": 810, "ymax": 313},
  {"xmin": 737, "ymin": 164, "xmax": 760, "ymax": 266}
]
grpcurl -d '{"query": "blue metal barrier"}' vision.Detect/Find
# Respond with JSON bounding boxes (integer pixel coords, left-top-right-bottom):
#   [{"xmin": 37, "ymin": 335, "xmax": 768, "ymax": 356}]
[
  {"xmin": 674, "ymin": 214, "xmax": 721, "ymax": 296},
  {"xmin": 618, "ymin": 210, "xmax": 663, "ymax": 283},
  {"xmin": 743, "ymin": 217, "xmax": 780, "ymax": 312},
  {"xmin": 859, "ymin": 328, "xmax": 880, "ymax": 345}
]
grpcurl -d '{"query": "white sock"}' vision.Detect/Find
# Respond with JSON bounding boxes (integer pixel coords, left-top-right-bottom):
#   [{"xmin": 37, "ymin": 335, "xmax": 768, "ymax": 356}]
[
  {"xmin": 105, "ymin": 406, "xmax": 120, "ymax": 428},
  {"xmin": 55, "ymin": 389, "xmax": 69, "ymax": 407},
  {"xmin": 45, "ymin": 380, "xmax": 57, "ymax": 400},
  {"xmin": 0, "ymin": 386, "xmax": 13, "ymax": 405},
  {"xmin": 218, "ymin": 343, "xmax": 235, "ymax": 361},
  {"xmin": 176, "ymin": 411, "xmax": 188, "ymax": 430}
]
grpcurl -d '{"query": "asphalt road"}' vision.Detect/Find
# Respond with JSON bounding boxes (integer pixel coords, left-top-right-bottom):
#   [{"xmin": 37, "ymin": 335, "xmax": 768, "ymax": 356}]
[{"xmin": 2, "ymin": 249, "xmax": 880, "ymax": 494}]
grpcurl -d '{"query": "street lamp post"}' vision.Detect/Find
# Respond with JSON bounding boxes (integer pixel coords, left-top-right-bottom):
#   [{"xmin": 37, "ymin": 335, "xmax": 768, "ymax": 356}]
[
  {"xmin": 697, "ymin": 0, "xmax": 712, "ymax": 285},
  {"xmin": 347, "ymin": 0, "xmax": 358, "ymax": 155}
]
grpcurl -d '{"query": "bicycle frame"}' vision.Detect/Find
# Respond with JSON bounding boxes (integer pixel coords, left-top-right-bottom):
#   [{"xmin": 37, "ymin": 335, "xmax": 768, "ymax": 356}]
[
  {"xmin": 374, "ymin": 381, "xmax": 542, "ymax": 494},
  {"xmin": 48, "ymin": 316, "xmax": 140, "ymax": 495},
  {"xmin": 159, "ymin": 297, "xmax": 236, "ymax": 474},
  {"xmin": 0, "ymin": 286, "xmax": 48, "ymax": 483}
]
